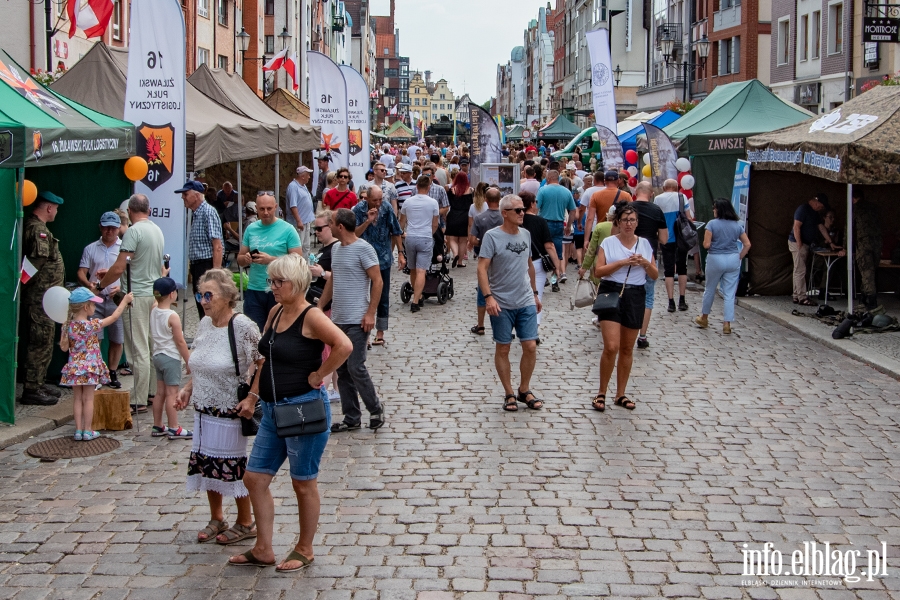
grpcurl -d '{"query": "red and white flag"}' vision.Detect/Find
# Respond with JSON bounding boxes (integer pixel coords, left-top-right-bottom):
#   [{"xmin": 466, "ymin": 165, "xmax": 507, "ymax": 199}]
[
  {"xmin": 20, "ymin": 257, "xmax": 37, "ymax": 285},
  {"xmin": 284, "ymin": 53, "xmax": 299, "ymax": 91},
  {"xmin": 389, "ymin": 105, "xmax": 398, "ymax": 116},
  {"xmin": 67, "ymin": 0, "xmax": 114, "ymax": 39},
  {"xmin": 262, "ymin": 47, "xmax": 289, "ymax": 72}
]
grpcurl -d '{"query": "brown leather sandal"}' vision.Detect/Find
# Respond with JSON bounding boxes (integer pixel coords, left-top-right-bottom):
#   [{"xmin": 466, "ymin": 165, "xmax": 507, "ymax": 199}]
[{"xmin": 502, "ymin": 393, "xmax": 518, "ymax": 411}]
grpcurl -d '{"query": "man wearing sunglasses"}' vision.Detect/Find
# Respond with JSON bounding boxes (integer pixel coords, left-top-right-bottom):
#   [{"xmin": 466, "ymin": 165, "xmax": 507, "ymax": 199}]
[
  {"xmin": 477, "ymin": 195, "xmax": 543, "ymax": 413},
  {"xmin": 175, "ymin": 180, "xmax": 223, "ymax": 319},
  {"xmin": 236, "ymin": 193, "xmax": 303, "ymax": 331},
  {"xmin": 353, "ymin": 185, "xmax": 404, "ymax": 344}
]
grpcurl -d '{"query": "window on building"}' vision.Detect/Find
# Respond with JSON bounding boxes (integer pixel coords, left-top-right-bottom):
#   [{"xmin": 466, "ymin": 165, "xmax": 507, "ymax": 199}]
[
  {"xmin": 385, "ymin": 68, "xmax": 398, "ymax": 77},
  {"xmin": 798, "ymin": 14, "xmax": 808, "ymax": 61},
  {"xmin": 400, "ymin": 78, "xmax": 408, "ymax": 89},
  {"xmin": 415, "ymin": 87, "xmax": 419, "ymax": 94},
  {"xmin": 828, "ymin": 2, "xmax": 843, "ymax": 54},
  {"xmin": 812, "ymin": 11, "xmax": 821, "ymax": 58},
  {"xmin": 432, "ymin": 104, "xmax": 438, "ymax": 111},
  {"xmin": 414, "ymin": 98, "xmax": 419, "ymax": 106},
  {"xmin": 198, "ymin": 47, "xmax": 210, "ymax": 66},
  {"xmin": 719, "ymin": 37, "xmax": 740, "ymax": 74},
  {"xmin": 112, "ymin": 0, "xmax": 121, "ymax": 39},
  {"xmin": 198, "ymin": 0, "xmax": 209, "ymax": 18},
  {"xmin": 440, "ymin": 93, "xmax": 445, "ymax": 99},
  {"xmin": 384, "ymin": 47, "xmax": 389, "ymax": 55},
  {"xmin": 423, "ymin": 112, "xmax": 428, "ymax": 120},
  {"xmin": 776, "ymin": 18, "xmax": 790, "ymax": 65},
  {"xmin": 218, "ymin": 0, "xmax": 227, "ymax": 25},
  {"xmin": 218, "ymin": 55, "xmax": 228, "ymax": 70},
  {"xmin": 400, "ymin": 64, "xmax": 409, "ymax": 76},
  {"xmin": 400, "ymin": 91, "xmax": 408, "ymax": 103},
  {"xmin": 265, "ymin": 0, "xmax": 275, "ymax": 15}
]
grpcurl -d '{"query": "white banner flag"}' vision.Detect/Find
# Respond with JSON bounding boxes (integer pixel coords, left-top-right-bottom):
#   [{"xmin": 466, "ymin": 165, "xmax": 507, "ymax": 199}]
[
  {"xmin": 586, "ymin": 28, "xmax": 617, "ymax": 135},
  {"xmin": 339, "ymin": 65, "xmax": 370, "ymax": 189},
  {"xmin": 309, "ymin": 51, "xmax": 349, "ymax": 193},
  {"xmin": 123, "ymin": 0, "xmax": 187, "ymax": 284}
]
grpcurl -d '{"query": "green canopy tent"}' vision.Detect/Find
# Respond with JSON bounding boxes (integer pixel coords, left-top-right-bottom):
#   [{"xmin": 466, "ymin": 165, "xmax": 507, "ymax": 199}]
[
  {"xmin": 663, "ymin": 79, "xmax": 812, "ymax": 222},
  {"xmin": 536, "ymin": 115, "xmax": 581, "ymax": 142},
  {"xmin": 0, "ymin": 48, "xmax": 135, "ymax": 424},
  {"xmin": 384, "ymin": 120, "xmax": 416, "ymax": 142},
  {"xmin": 506, "ymin": 124, "xmax": 526, "ymax": 141}
]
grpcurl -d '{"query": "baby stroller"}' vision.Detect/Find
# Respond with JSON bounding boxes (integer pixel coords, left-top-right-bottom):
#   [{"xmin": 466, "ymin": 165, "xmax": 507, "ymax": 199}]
[{"xmin": 400, "ymin": 228, "xmax": 455, "ymax": 305}]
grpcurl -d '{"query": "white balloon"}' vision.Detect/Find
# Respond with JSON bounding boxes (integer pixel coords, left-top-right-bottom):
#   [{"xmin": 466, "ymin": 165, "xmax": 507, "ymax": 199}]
[
  {"xmin": 42, "ymin": 286, "xmax": 71, "ymax": 324},
  {"xmin": 119, "ymin": 199, "xmax": 130, "ymax": 213},
  {"xmin": 681, "ymin": 174, "xmax": 696, "ymax": 190},
  {"xmin": 627, "ymin": 166, "xmax": 638, "ymax": 177},
  {"xmin": 642, "ymin": 153, "xmax": 651, "ymax": 165},
  {"xmin": 675, "ymin": 157, "xmax": 692, "ymax": 172}
]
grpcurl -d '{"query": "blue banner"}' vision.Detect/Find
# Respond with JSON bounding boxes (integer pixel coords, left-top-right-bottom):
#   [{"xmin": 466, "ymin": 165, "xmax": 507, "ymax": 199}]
[{"xmin": 731, "ymin": 159, "xmax": 750, "ymax": 228}]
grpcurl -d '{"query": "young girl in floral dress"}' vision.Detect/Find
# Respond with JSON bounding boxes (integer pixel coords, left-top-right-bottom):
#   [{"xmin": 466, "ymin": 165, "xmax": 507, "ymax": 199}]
[{"xmin": 60, "ymin": 287, "xmax": 133, "ymax": 441}]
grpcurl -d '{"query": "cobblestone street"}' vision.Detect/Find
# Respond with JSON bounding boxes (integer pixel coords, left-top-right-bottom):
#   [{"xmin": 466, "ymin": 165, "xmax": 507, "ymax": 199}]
[{"xmin": 2, "ymin": 265, "xmax": 899, "ymax": 600}]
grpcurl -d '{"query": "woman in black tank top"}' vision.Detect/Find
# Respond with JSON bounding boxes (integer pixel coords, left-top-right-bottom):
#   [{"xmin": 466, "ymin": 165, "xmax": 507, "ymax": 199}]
[{"xmin": 231, "ymin": 254, "xmax": 353, "ymax": 572}]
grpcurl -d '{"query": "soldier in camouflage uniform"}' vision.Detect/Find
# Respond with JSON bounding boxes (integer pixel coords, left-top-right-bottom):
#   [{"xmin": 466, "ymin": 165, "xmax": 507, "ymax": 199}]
[
  {"xmin": 20, "ymin": 191, "xmax": 65, "ymax": 406},
  {"xmin": 853, "ymin": 189, "xmax": 882, "ymax": 310}
]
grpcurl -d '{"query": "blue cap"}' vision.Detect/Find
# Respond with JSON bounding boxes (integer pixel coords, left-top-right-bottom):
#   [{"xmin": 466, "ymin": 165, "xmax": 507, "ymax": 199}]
[
  {"xmin": 69, "ymin": 287, "xmax": 102, "ymax": 304},
  {"xmin": 153, "ymin": 277, "xmax": 184, "ymax": 297},
  {"xmin": 174, "ymin": 180, "xmax": 205, "ymax": 194},
  {"xmin": 37, "ymin": 191, "xmax": 64, "ymax": 205},
  {"xmin": 99, "ymin": 211, "xmax": 121, "ymax": 227}
]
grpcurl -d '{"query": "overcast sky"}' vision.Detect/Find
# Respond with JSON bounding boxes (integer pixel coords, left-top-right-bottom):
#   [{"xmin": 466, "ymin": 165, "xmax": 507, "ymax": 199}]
[{"xmin": 370, "ymin": 0, "xmax": 553, "ymax": 105}]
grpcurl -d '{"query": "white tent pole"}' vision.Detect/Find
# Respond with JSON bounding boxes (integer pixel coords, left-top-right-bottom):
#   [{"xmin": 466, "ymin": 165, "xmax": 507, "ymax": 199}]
[
  {"xmin": 237, "ymin": 160, "xmax": 243, "ymax": 304},
  {"xmin": 847, "ymin": 183, "xmax": 854, "ymax": 314},
  {"xmin": 275, "ymin": 153, "xmax": 280, "ymax": 215}
]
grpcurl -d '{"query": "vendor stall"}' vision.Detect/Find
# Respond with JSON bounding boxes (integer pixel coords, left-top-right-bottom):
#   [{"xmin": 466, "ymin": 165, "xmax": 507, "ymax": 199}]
[
  {"xmin": 745, "ymin": 85, "xmax": 900, "ymax": 307},
  {"xmin": 663, "ymin": 79, "xmax": 812, "ymax": 222},
  {"xmin": 620, "ymin": 110, "xmax": 680, "ymax": 155},
  {"xmin": 0, "ymin": 48, "xmax": 135, "ymax": 424},
  {"xmin": 506, "ymin": 124, "xmax": 526, "ymax": 142},
  {"xmin": 536, "ymin": 114, "xmax": 581, "ymax": 142}
]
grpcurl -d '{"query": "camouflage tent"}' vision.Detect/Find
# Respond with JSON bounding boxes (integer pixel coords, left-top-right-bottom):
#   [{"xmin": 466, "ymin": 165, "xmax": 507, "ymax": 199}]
[{"xmin": 746, "ymin": 85, "xmax": 900, "ymax": 184}]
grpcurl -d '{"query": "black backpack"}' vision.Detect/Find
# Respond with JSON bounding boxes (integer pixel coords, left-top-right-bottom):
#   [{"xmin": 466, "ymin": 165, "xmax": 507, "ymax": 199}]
[{"xmin": 675, "ymin": 193, "xmax": 698, "ymax": 252}]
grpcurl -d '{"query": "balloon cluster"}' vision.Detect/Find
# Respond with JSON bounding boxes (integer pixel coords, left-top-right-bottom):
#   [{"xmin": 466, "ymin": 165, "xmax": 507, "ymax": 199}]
[
  {"xmin": 675, "ymin": 156, "xmax": 694, "ymax": 197},
  {"xmin": 623, "ymin": 150, "xmax": 644, "ymax": 187}
]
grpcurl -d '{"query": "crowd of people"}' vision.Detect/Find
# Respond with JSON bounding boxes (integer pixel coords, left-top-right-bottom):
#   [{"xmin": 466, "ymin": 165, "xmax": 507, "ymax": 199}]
[{"xmin": 18, "ymin": 138, "xmax": 761, "ymax": 572}]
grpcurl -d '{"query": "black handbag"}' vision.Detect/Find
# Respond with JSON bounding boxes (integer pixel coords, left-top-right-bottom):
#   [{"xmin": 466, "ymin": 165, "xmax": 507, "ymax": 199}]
[
  {"xmin": 675, "ymin": 193, "xmax": 699, "ymax": 252},
  {"xmin": 532, "ymin": 241, "xmax": 554, "ymax": 272},
  {"xmin": 591, "ymin": 241, "xmax": 635, "ymax": 319},
  {"xmin": 228, "ymin": 314, "xmax": 261, "ymax": 437},
  {"xmin": 268, "ymin": 307, "xmax": 329, "ymax": 439}
]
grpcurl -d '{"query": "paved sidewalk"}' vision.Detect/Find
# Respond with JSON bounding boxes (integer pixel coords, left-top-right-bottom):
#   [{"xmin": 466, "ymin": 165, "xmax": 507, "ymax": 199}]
[{"xmin": 1, "ymin": 263, "xmax": 899, "ymax": 600}]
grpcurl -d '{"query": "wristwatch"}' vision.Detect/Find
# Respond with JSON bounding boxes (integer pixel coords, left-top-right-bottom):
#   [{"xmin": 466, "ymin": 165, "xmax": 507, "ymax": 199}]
[{"xmin": 533, "ymin": 290, "xmax": 539, "ymax": 295}]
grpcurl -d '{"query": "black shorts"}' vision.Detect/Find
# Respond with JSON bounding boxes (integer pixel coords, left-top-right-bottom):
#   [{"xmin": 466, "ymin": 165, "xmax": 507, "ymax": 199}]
[
  {"xmin": 596, "ymin": 281, "xmax": 646, "ymax": 330},
  {"xmin": 661, "ymin": 242, "xmax": 688, "ymax": 278},
  {"xmin": 573, "ymin": 234, "xmax": 585, "ymax": 250}
]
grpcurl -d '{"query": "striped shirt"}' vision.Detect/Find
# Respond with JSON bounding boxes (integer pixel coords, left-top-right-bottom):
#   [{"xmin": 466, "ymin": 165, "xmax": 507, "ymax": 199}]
[
  {"xmin": 189, "ymin": 201, "xmax": 223, "ymax": 261},
  {"xmin": 329, "ymin": 239, "xmax": 379, "ymax": 325}
]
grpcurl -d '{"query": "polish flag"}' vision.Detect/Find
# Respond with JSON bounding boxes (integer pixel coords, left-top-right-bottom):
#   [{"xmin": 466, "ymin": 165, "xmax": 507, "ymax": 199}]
[
  {"xmin": 389, "ymin": 105, "xmax": 398, "ymax": 115},
  {"xmin": 284, "ymin": 53, "xmax": 299, "ymax": 91},
  {"xmin": 67, "ymin": 0, "xmax": 114, "ymax": 39},
  {"xmin": 20, "ymin": 257, "xmax": 37, "ymax": 285},
  {"xmin": 262, "ymin": 47, "xmax": 289, "ymax": 72}
]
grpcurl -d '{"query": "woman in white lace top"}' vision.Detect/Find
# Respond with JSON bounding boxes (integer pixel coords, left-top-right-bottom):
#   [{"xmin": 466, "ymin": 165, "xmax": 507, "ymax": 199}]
[{"xmin": 176, "ymin": 269, "xmax": 262, "ymax": 545}]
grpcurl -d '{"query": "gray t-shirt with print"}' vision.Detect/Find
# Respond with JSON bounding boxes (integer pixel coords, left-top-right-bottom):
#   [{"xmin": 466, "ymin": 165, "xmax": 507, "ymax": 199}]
[{"xmin": 479, "ymin": 227, "xmax": 535, "ymax": 310}]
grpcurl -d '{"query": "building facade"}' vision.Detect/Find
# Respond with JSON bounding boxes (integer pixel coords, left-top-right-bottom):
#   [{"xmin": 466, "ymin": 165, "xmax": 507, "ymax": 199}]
[
  {"xmin": 409, "ymin": 71, "xmax": 431, "ymax": 124},
  {"xmin": 769, "ymin": 0, "xmax": 852, "ymax": 113},
  {"xmin": 430, "ymin": 79, "xmax": 455, "ymax": 124},
  {"xmin": 345, "ymin": 0, "xmax": 377, "ymax": 91}
]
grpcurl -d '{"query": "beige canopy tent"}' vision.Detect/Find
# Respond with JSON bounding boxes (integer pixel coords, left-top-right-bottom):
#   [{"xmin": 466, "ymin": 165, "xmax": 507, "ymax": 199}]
[
  {"xmin": 264, "ymin": 87, "xmax": 311, "ymax": 124},
  {"xmin": 188, "ymin": 64, "xmax": 318, "ymax": 153},
  {"xmin": 51, "ymin": 43, "xmax": 287, "ymax": 170}
]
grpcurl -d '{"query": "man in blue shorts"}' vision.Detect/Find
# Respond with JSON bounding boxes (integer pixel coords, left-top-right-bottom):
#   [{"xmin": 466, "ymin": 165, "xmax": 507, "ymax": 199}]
[{"xmin": 478, "ymin": 194, "xmax": 543, "ymax": 413}]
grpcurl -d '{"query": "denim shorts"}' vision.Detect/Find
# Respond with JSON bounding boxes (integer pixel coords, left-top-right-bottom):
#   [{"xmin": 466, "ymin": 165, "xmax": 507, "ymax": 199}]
[
  {"xmin": 476, "ymin": 284, "xmax": 486, "ymax": 308},
  {"xmin": 247, "ymin": 388, "xmax": 331, "ymax": 481},
  {"xmin": 489, "ymin": 304, "xmax": 539, "ymax": 344},
  {"xmin": 644, "ymin": 277, "xmax": 656, "ymax": 310}
]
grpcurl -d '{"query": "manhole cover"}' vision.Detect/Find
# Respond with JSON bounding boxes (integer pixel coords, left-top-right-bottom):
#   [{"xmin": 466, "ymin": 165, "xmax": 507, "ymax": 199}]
[{"xmin": 26, "ymin": 436, "xmax": 120, "ymax": 460}]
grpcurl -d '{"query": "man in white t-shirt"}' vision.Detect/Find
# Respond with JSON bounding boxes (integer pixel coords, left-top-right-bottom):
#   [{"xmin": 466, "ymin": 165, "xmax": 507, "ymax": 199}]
[
  {"xmin": 519, "ymin": 165, "xmax": 541, "ymax": 196},
  {"xmin": 400, "ymin": 176, "xmax": 440, "ymax": 312}
]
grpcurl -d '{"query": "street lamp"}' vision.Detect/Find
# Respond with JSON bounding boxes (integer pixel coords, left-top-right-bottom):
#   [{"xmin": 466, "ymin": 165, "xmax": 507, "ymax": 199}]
[
  {"xmin": 663, "ymin": 34, "xmax": 710, "ymax": 101},
  {"xmin": 236, "ymin": 27, "xmax": 250, "ymax": 73},
  {"xmin": 278, "ymin": 27, "xmax": 291, "ymax": 48},
  {"xmin": 614, "ymin": 65, "xmax": 623, "ymax": 87}
]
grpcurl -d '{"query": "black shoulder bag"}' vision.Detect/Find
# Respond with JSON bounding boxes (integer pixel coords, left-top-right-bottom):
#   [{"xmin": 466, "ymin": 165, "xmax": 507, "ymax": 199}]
[
  {"xmin": 269, "ymin": 307, "xmax": 329, "ymax": 439},
  {"xmin": 675, "ymin": 193, "xmax": 698, "ymax": 252},
  {"xmin": 591, "ymin": 241, "xmax": 636, "ymax": 319},
  {"xmin": 228, "ymin": 314, "xmax": 261, "ymax": 437},
  {"xmin": 532, "ymin": 240, "xmax": 554, "ymax": 272}
]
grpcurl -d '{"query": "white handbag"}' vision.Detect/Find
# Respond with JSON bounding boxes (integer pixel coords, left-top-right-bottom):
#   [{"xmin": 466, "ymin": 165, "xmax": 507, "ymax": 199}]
[{"xmin": 570, "ymin": 277, "xmax": 597, "ymax": 309}]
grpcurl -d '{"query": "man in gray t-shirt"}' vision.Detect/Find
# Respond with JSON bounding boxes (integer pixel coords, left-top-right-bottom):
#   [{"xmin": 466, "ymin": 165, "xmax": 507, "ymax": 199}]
[
  {"xmin": 319, "ymin": 208, "xmax": 385, "ymax": 432},
  {"xmin": 477, "ymin": 194, "xmax": 544, "ymax": 413}
]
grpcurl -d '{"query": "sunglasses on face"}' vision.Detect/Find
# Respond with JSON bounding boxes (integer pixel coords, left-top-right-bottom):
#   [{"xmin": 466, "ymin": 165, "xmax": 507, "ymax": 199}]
[
  {"xmin": 195, "ymin": 292, "xmax": 214, "ymax": 303},
  {"xmin": 266, "ymin": 278, "xmax": 287, "ymax": 289},
  {"xmin": 313, "ymin": 225, "xmax": 329, "ymax": 232},
  {"xmin": 504, "ymin": 207, "xmax": 526, "ymax": 214},
  {"xmin": 337, "ymin": 175, "xmax": 349, "ymax": 179}
]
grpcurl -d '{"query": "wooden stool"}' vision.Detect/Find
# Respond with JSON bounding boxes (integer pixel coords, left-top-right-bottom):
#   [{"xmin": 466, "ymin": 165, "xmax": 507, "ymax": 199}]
[{"xmin": 92, "ymin": 389, "xmax": 133, "ymax": 431}]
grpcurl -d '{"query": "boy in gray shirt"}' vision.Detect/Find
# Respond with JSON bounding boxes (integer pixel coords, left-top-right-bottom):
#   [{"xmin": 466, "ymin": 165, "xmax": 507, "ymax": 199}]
[{"xmin": 477, "ymin": 194, "xmax": 543, "ymax": 413}]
